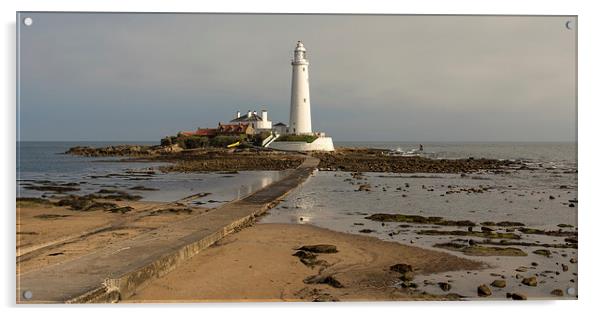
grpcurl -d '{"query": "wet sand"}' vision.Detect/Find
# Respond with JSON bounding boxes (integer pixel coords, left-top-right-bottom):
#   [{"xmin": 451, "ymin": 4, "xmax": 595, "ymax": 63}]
[
  {"xmin": 127, "ymin": 223, "xmax": 483, "ymax": 302},
  {"xmin": 262, "ymin": 169, "xmax": 578, "ymax": 299}
]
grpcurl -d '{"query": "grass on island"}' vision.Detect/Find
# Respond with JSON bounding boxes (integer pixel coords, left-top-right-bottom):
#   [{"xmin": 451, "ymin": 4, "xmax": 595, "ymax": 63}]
[{"xmin": 275, "ymin": 135, "xmax": 318, "ymax": 143}]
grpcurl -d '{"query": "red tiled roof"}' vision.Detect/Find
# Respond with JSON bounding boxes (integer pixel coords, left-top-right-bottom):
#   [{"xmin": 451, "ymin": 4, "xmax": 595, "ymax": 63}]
[
  {"xmin": 181, "ymin": 128, "xmax": 217, "ymax": 136},
  {"xmin": 218, "ymin": 123, "xmax": 251, "ymax": 133}
]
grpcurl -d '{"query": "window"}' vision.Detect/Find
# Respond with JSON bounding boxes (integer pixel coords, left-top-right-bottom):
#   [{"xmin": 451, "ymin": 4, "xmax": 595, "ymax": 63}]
[{"xmin": 303, "ymin": 98, "xmax": 306, "ymax": 103}]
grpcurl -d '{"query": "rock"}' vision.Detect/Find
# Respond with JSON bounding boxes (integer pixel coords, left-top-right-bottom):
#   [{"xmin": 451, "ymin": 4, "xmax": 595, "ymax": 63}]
[
  {"xmin": 129, "ymin": 185, "xmax": 158, "ymax": 191},
  {"xmin": 390, "ymin": 263, "xmax": 413, "ymax": 273},
  {"xmin": 400, "ymin": 281, "xmax": 418, "ymax": 289},
  {"xmin": 495, "ymin": 221, "xmax": 525, "ymax": 227},
  {"xmin": 297, "ymin": 244, "xmax": 338, "ymax": 253},
  {"xmin": 481, "ymin": 226, "xmax": 494, "ymax": 232},
  {"xmin": 23, "ymin": 184, "xmax": 80, "ymax": 194},
  {"xmin": 106, "ymin": 206, "xmax": 134, "ymax": 214},
  {"xmin": 365, "ymin": 213, "xmax": 475, "ymax": 227},
  {"xmin": 533, "ymin": 249, "xmax": 551, "ymax": 257},
  {"xmin": 293, "ymin": 250, "xmax": 317, "ymax": 261},
  {"xmin": 511, "ymin": 293, "xmax": 527, "ymax": 300},
  {"xmin": 550, "ymin": 289, "xmax": 564, "ymax": 296},
  {"xmin": 438, "ymin": 282, "xmax": 452, "ymax": 291},
  {"xmin": 304, "ymin": 275, "xmax": 344, "ymax": 288},
  {"xmin": 569, "ymin": 203, "xmax": 575, "ymax": 207},
  {"xmin": 478, "ymin": 284, "xmax": 492, "ymax": 297},
  {"xmin": 359, "ymin": 229, "xmax": 375, "ymax": 233},
  {"xmin": 434, "ymin": 243, "xmax": 527, "ymax": 256},
  {"xmin": 490, "ymin": 279, "xmax": 506, "ymax": 288},
  {"xmin": 549, "ymin": 195, "xmax": 555, "ymax": 200},
  {"xmin": 562, "ymin": 264, "xmax": 569, "ymax": 272},
  {"xmin": 33, "ymin": 214, "xmax": 70, "ymax": 220},
  {"xmin": 418, "ymin": 229, "xmax": 520, "ymax": 240},
  {"xmin": 570, "ymin": 258, "xmax": 577, "ymax": 264},
  {"xmin": 357, "ymin": 184, "xmax": 372, "ymax": 192},
  {"xmin": 56, "ymin": 195, "xmax": 120, "ymax": 212},
  {"xmin": 521, "ymin": 276, "xmax": 537, "ymax": 286},
  {"xmin": 400, "ymin": 271, "xmax": 415, "ymax": 281}
]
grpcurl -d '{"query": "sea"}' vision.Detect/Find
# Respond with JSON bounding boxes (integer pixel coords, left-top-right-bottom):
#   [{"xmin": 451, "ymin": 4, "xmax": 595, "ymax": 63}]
[
  {"xmin": 17, "ymin": 141, "xmax": 577, "ymax": 176},
  {"xmin": 16, "ymin": 141, "xmax": 578, "ymax": 299},
  {"xmin": 16, "ymin": 141, "xmax": 291, "ymax": 207}
]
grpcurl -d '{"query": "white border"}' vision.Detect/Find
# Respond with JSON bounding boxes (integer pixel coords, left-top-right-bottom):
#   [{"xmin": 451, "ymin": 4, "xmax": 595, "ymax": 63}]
[{"xmin": 2, "ymin": 1, "xmax": 599, "ymax": 316}]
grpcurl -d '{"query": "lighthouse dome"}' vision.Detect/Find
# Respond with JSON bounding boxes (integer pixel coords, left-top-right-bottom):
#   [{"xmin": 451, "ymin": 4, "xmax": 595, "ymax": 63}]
[{"xmin": 295, "ymin": 41, "xmax": 306, "ymax": 51}]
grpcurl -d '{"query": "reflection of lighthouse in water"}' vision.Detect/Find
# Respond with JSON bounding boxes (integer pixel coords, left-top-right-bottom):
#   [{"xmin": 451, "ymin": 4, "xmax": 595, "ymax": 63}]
[
  {"xmin": 288, "ymin": 41, "xmax": 312, "ymax": 135},
  {"xmin": 236, "ymin": 173, "xmax": 276, "ymax": 199}
]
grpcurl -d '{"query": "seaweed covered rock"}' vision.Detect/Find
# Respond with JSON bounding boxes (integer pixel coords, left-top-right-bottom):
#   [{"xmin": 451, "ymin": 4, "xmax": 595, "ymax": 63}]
[
  {"xmin": 521, "ymin": 276, "xmax": 537, "ymax": 287},
  {"xmin": 490, "ymin": 279, "xmax": 506, "ymax": 288},
  {"xmin": 533, "ymin": 249, "xmax": 552, "ymax": 257},
  {"xmin": 297, "ymin": 244, "xmax": 338, "ymax": 254},
  {"xmin": 366, "ymin": 213, "xmax": 476, "ymax": 227},
  {"xmin": 550, "ymin": 289, "xmax": 564, "ymax": 297},
  {"xmin": 438, "ymin": 282, "xmax": 452, "ymax": 291},
  {"xmin": 390, "ymin": 263, "xmax": 415, "ymax": 281},
  {"xmin": 477, "ymin": 284, "xmax": 492, "ymax": 297}
]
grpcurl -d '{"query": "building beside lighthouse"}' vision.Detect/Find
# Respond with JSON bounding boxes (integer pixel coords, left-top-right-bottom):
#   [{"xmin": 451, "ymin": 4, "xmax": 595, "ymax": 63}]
[{"xmin": 269, "ymin": 41, "xmax": 335, "ymax": 151}]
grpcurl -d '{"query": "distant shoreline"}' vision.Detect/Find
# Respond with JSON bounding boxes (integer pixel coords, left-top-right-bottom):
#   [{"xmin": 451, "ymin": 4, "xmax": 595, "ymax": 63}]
[{"xmin": 63, "ymin": 144, "xmax": 520, "ymax": 173}]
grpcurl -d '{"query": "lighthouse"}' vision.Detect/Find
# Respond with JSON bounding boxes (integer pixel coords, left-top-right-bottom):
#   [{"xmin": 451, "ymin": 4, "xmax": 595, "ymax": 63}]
[
  {"xmin": 269, "ymin": 41, "xmax": 334, "ymax": 151},
  {"xmin": 289, "ymin": 41, "xmax": 312, "ymax": 135}
]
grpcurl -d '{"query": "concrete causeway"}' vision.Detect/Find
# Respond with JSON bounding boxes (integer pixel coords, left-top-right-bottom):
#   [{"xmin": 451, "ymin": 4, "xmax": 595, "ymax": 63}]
[{"xmin": 17, "ymin": 156, "xmax": 319, "ymax": 303}]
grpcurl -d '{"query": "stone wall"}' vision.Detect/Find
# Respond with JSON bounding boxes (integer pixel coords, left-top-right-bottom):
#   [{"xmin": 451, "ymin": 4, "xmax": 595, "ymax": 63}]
[{"xmin": 269, "ymin": 137, "xmax": 334, "ymax": 152}]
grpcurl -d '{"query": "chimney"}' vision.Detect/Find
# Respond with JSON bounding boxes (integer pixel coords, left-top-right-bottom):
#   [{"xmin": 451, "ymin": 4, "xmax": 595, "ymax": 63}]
[
  {"xmin": 236, "ymin": 111, "xmax": 240, "ymax": 118},
  {"xmin": 247, "ymin": 110, "xmax": 252, "ymax": 118},
  {"xmin": 262, "ymin": 109, "xmax": 268, "ymax": 122}
]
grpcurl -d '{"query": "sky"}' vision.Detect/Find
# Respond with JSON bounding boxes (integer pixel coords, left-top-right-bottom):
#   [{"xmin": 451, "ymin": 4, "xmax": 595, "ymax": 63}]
[{"xmin": 17, "ymin": 13, "xmax": 576, "ymax": 142}]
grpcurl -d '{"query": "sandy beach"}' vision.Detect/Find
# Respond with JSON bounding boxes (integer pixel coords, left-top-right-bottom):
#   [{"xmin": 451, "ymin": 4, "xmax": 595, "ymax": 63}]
[
  {"xmin": 126, "ymin": 223, "xmax": 483, "ymax": 302},
  {"xmin": 17, "ymin": 197, "xmax": 210, "ymax": 274}
]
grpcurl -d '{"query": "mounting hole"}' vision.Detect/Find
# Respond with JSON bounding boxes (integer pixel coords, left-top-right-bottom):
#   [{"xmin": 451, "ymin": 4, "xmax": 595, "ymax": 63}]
[
  {"xmin": 22, "ymin": 290, "xmax": 33, "ymax": 300},
  {"xmin": 567, "ymin": 287, "xmax": 576, "ymax": 296},
  {"xmin": 23, "ymin": 17, "xmax": 33, "ymax": 26}
]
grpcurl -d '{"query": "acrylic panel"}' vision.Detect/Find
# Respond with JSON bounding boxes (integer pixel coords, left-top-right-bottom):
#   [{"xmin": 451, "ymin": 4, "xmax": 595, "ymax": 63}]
[{"xmin": 16, "ymin": 12, "xmax": 577, "ymax": 303}]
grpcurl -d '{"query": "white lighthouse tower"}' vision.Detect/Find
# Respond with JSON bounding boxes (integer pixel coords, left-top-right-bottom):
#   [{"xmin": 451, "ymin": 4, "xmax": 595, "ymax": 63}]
[
  {"xmin": 269, "ymin": 41, "xmax": 334, "ymax": 152},
  {"xmin": 289, "ymin": 41, "xmax": 312, "ymax": 135}
]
